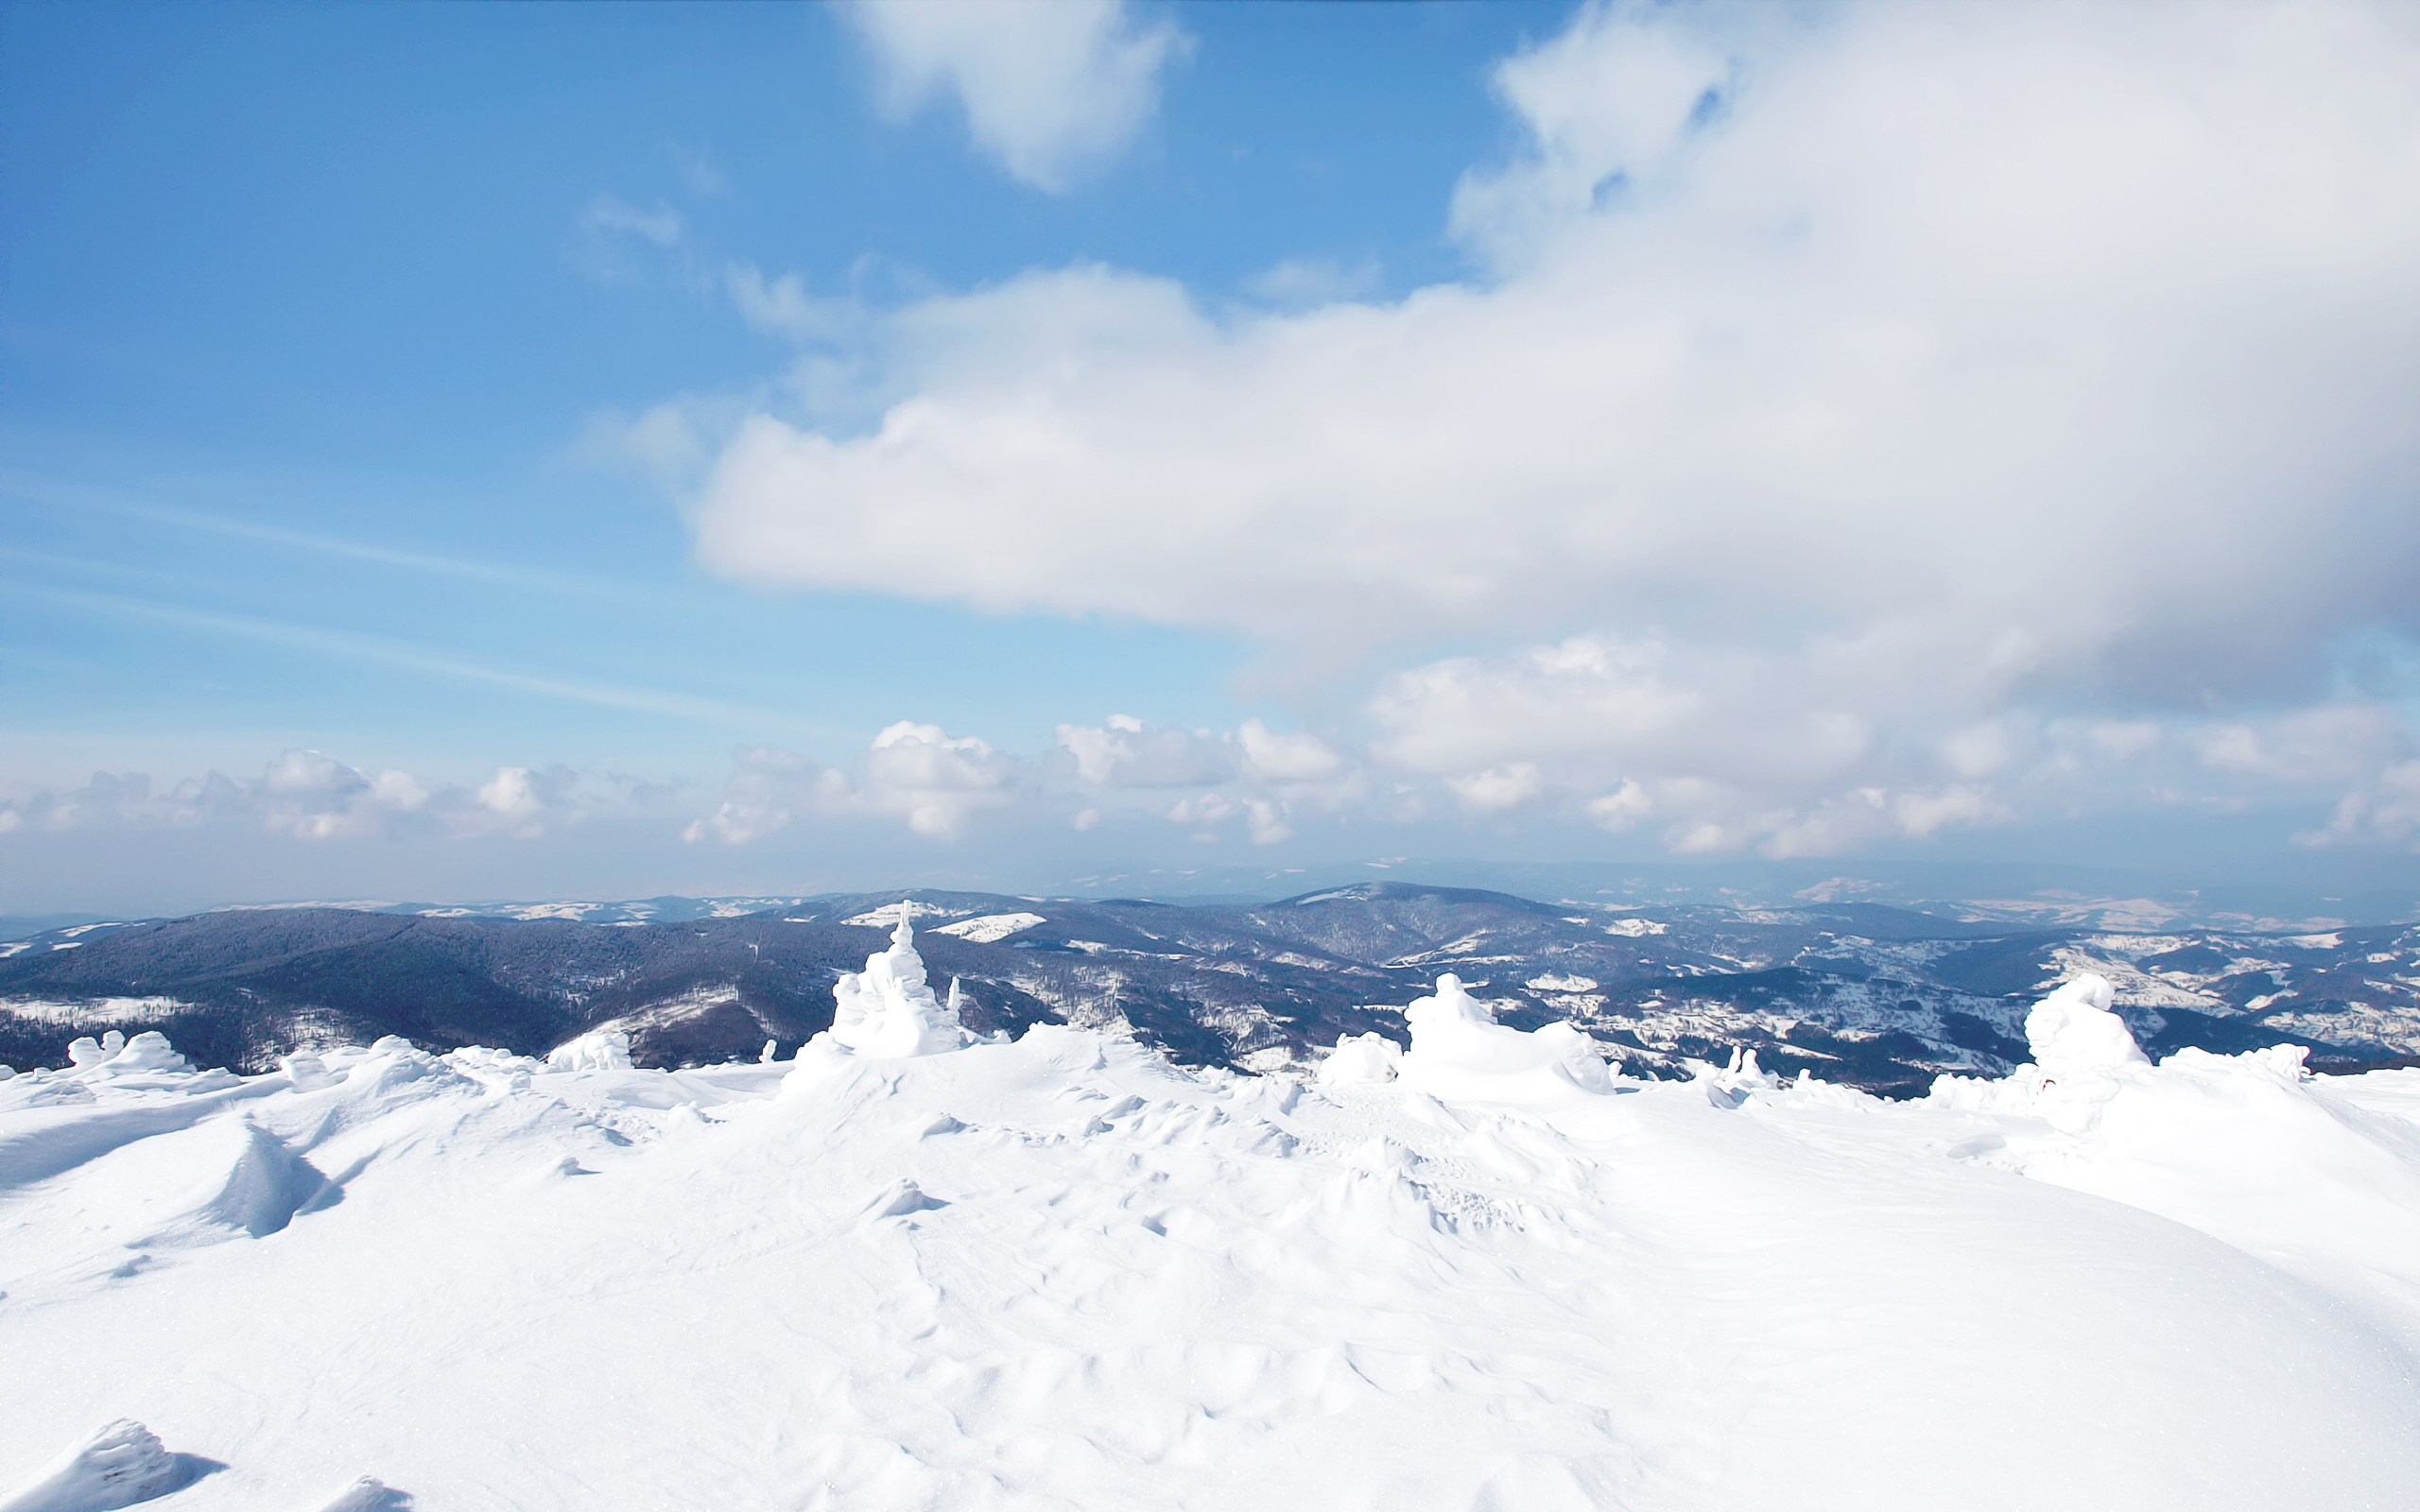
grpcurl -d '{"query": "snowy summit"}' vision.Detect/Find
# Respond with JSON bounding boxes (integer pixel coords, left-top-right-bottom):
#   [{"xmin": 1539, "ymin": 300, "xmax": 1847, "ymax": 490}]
[{"xmin": 4, "ymin": 926, "xmax": 2418, "ymax": 1508}]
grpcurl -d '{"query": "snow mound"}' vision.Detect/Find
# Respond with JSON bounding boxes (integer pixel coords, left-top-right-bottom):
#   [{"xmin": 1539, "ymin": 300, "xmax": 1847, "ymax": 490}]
[
  {"xmin": 2027, "ymin": 972, "xmax": 2150, "ymax": 1079},
  {"xmin": 70, "ymin": 1032, "xmax": 190, "ymax": 1078},
  {"xmin": 803, "ymin": 915, "xmax": 970, "ymax": 1066},
  {"xmin": 1317, "ymin": 1031, "xmax": 1403, "ymax": 1087},
  {"xmin": 277, "ymin": 1053, "xmax": 341, "ymax": 1093},
  {"xmin": 0, "ymin": 1419, "xmax": 188, "ymax": 1512},
  {"xmin": 300, "ymin": 1475, "xmax": 397, "ymax": 1512},
  {"xmin": 1393, "ymin": 973, "xmax": 1611, "ymax": 1104},
  {"xmin": 546, "ymin": 1028, "xmax": 633, "ymax": 1073}
]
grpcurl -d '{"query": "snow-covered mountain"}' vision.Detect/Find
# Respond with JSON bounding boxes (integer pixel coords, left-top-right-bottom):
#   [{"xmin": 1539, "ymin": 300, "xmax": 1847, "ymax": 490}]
[
  {"xmin": 4, "ymin": 921, "xmax": 2416, "ymax": 1509},
  {"xmin": 5, "ymin": 884, "xmax": 2414, "ymax": 1095}
]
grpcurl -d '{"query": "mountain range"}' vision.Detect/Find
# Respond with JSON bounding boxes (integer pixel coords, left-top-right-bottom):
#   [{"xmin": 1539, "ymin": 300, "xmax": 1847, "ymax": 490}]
[{"xmin": 6, "ymin": 882, "xmax": 2415, "ymax": 1092}]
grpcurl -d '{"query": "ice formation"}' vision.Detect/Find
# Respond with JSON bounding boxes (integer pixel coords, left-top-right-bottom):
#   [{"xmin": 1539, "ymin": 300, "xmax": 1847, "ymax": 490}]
[
  {"xmin": 4, "ymin": 974, "xmax": 2419, "ymax": 1509},
  {"xmin": 806, "ymin": 914, "xmax": 970, "ymax": 1062}
]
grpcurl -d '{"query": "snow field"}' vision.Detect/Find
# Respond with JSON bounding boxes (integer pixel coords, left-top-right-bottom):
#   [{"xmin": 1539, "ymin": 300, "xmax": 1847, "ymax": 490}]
[{"xmin": 2, "ymin": 949, "xmax": 2417, "ymax": 1510}]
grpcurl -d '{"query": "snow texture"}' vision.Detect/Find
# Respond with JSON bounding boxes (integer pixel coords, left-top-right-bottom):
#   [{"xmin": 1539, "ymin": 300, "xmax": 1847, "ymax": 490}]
[{"xmin": 4, "ymin": 968, "xmax": 2419, "ymax": 1509}]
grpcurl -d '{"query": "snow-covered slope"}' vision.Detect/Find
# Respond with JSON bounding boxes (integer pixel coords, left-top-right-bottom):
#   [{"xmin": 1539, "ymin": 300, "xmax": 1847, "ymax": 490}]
[{"xmin": 4, "ymin": 934, "xmax": 2417, "ymax": 1509}]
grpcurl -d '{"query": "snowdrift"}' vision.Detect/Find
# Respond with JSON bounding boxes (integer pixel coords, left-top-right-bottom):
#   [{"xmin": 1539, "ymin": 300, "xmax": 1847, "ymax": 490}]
[{"xmin": 3, "ymin": 949, "xmax": 2418, "ymax": 1511}]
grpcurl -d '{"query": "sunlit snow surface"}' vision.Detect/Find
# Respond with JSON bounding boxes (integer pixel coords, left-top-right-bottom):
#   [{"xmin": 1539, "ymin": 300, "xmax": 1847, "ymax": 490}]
[{"xmin": 4, "ymin": 954, "xmax": 2419, "ymax": 1508}]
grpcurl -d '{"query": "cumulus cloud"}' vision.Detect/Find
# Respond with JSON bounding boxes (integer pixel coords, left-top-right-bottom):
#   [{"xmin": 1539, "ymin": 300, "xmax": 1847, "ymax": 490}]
[
  {"xmin": 683, "ymin": 747, "xmax": 847, "ymax": 846},
  {"xmin": 847, "ymin": 0, "xmax": 1187, "ymax": 192},
  {"xmin": 677, "ymin": 0, "xmax": 2420, "ymax": 856},
  {"xmin": 860, "ymin": 720, "xmax": 1025, "ymax": 835},
  {"xmin": 675, "ymin": 713, "xmax": 1372, "ymax": 850},
  {"xmin": 686, "ymin": 722, "xmax": 1027, "ymax": 844},
  {"xmin": 1055, "ymin": 714, "xmax": 1238, "ymax": 787}
]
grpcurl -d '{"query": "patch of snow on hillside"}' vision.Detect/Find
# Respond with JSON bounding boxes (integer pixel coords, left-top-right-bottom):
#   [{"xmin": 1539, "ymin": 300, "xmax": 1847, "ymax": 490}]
[
  {"xmin": 1605, "ymin": 917, "xmax": 1668, "ymax": 937},
  {"xmin": 841, "ymin": 901, "xmax": 968, "ymax": 928},
  {"xmin": 2040, "ymin": 946, "xmax": 2220, "ymax": 1010},
  {"xmin": 933, "ymin": 912, "xmax": 1046, "ymax": 943},
  {"xmin": 1, "ymin": 997, "xmax": 192, "ymax": 1028}
]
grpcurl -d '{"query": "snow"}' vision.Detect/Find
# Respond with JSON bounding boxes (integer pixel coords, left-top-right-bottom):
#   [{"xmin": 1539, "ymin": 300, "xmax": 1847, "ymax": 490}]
[
  {"xmin": 934, "ymin": 912, "xmax": 1048, "ymax": 943},
  {"xmin": 4, "ymin": 940, "xmax": 2419, "ymax": 1509}
]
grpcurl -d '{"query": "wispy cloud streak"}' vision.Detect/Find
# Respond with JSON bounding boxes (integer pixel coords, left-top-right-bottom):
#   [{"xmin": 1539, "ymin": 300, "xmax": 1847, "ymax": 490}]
[{"xmin": 8, "ymin": 579, "xmax": 794, "ymax": 732}]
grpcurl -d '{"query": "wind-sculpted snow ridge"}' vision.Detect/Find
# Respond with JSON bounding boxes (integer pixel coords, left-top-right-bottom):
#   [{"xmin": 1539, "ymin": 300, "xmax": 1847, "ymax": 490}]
[
  {"xmin": 0, "ymin": 1419, "xmax": 193, "ymax": 1512},
  {"xmin": 3, "ymin": 961, "xmax": 2419, "ymax": 1509}
]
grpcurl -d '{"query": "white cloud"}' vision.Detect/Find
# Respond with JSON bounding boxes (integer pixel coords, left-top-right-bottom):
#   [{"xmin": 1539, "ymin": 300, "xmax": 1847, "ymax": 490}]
[
  {"xmin": 1244, "ymin": 257, "xmax": 1384, "ymax": 308},
  {"xmin": 1448, "ymin": 763, "xmax": 1545, "ymax": 816},
  {"xmin": 1236, "ymin": 719, "xmax": 1347, "ymax": 785},
  {"xmin": 725, "ymin": 263, "xmax": 857, "ymax": 344},
  {"xmin": 580, "ymin": 193, "xmax": 683, "ymax": 247},
  {"xmin": 1055, "ymin": 716, "xmax": 1237, "ymax": 786},
  {"xmin": 0, "ymin": 752, "xmax": 602, "ymax": 845},
  {"xmin": 847, "ymin": 0, "xmax": 1187, "ymax": 192},
  {"xmin": 861, "ymin": 720, "xmax": 1024, "ymax": 836},
  {"xmin": 1586, "ymin": 781, "xmax": 1652, "ymax": 833},
  {"xmin": 683, "ymin": 747, "xmax": 845, "ymax": 846},
  {"xmin": 2308, "ymin": 760, "xmax": 2420, "ymax": 850},
  {"xmin": 680, "ymin": 0, "xmax": 2420, "ymax": 856},
  {"xmin": 1448, "ymin": 0, "xmax": 1733, "ymax": 270}
]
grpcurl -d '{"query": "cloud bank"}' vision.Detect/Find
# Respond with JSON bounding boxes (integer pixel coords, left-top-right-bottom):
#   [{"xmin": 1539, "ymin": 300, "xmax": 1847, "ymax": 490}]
[
  {"xmin": 671, "ymin": 0, "xmax": 2420, "ymax": 858},
  {"xmin": 0, "ymin": 751, "xmax": 621, "ymax": 846}
]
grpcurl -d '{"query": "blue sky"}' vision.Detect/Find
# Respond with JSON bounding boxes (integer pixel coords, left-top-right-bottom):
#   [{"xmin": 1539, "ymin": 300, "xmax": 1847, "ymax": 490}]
[{"xmin": 5, "ymin": 0, "xmax": 2419, "ymax": 914}]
